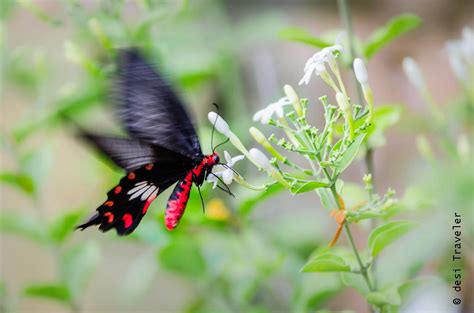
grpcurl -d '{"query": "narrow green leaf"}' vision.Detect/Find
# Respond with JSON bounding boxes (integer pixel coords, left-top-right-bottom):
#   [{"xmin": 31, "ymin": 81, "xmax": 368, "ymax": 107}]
[
  {"xmin": 291, "ymin": 181, "xmax": 328, "ymax": 194},
  {"xmin": 23, "ymin": 283, "xmax": 70, "ymax": 303},
  {"xmin": 333, "ymin": 133, "xmax": 366, "ymax": 173},
  {"xmin": 239, "ymin": 183, "xmax": 284, "ymax": 216},
  {"xmin": 316, "ymin": 188, "xmax": 336, "ymax": 210},
  {"xmin": 49, "ymin": 210, "xmax": 84, "ymax": 243},
  {"xmin": 158, "ymin": 238, "xmax": 206, "ymax": 277},
  {"xmin": 0, "ymin": 172, "xmax": 35, "ymax": 195},
  {"xmin": 364, "ymin": 14, "xmax": 422, "ymax": 58},
  {"xmin": 0, "ymin": 212, "xmax": 46, "ymax": 242},
  {"xmin": 368, "ymin": 221, "xmax": 415, "ymax": 257},
  {"xmin": 301, "ymin": 253, "xmax": 351, "ymax": 273},
  {"xmin": 279, "ymin": 27, "xmax": 332, "ymax": 48}
]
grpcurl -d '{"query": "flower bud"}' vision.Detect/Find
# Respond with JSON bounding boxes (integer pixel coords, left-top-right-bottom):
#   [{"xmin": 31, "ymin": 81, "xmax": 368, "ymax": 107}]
[
  {"xmin": 284, "ymin": 84, "xmax": 303, "ymax": 117},
  {"xmin": 250, "ymin": 127, "xmax": 286, "ymax": 162},
  {"xmin": 249, "ymin": 148, "xmax": 271, "ymax": 171},
  {"xmin": 336, "ymin": 92, "xmax": 350, "ymax": 111},
  {"xmin": 402, "ymin": 57, "xmax": 425, "ymax": 91},
  {"xmin": 353, "ymin": 58, "xmax": 368, "ymax": 85},
  {"xmin": 208, "ymin": 112, "xmax": 230, "ymax": 137}
]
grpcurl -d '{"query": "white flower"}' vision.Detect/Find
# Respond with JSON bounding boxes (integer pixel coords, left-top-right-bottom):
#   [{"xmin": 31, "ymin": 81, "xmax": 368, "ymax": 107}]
[
  {"xmin": 208, "ymin": 112, "xmax": 230, "ymax": 137},
  {"xmin": 299, "ymin": 44, "xmax": 343, "ymax": 85},
  {"xmin": 445, "ymin": 27, "xmax": 474, "ymax": 84},
  {"xmin": 402, "ymin": 57, "xmax": 426, "ymax": 91},
  {"xmin": 207, "ymin": 151, "xmax": 244, "ymax": 188},
  {"xmin": 353, "ymin": 58, "xmax": 368, "ymax": 85},
  {"xmin": 253, "ymin": 96, "xmax": 292, "ymax": 124}
]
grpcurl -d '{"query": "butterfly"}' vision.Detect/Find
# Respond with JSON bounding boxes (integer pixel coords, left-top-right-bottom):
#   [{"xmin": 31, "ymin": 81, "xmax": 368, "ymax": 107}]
[{"xmin": 76, "ymin": 49, "xmax": 223, "ymax": 235}]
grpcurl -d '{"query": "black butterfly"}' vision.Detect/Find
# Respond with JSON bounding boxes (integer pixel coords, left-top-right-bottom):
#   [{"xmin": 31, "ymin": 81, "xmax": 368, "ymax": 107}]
[{"xmin": 76, "ymin": 49, "xmax": 221, "ymax": 235}]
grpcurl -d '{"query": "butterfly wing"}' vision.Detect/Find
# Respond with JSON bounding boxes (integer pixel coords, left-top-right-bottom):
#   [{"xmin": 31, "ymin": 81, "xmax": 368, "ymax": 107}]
[
  {"xmin": 77, "ymin": 161, "xmax": 191, "ymax": 235},
  {"xmin": 116, "ymin": 49, "xmax": 202, "ymax": 161},
  {"xmin": 79, "ymin": 132, "xmax": 158, "ymax": 171},
  {"xmin": 164, "ymin": 171, "xmax": 194, "ymax": 231}
]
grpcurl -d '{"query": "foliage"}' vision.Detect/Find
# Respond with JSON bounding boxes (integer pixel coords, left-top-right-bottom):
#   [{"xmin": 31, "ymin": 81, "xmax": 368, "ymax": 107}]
[{"xmin": 1, "ymin": 0, "xmax": 471, "ymax": 312}]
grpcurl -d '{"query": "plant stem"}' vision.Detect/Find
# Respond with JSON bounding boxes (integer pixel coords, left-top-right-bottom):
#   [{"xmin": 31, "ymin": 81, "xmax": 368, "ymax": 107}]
[
  {"xmin": 338, "ymin": 0, "xmax": 379, "ymax": 290},
  {"xmin": 343, "ymin": 223, "xmax": 374, "ymax": 291},
  {"xmin": 337, "ymin": 0, "xmax": 363, "ymax": 103}
]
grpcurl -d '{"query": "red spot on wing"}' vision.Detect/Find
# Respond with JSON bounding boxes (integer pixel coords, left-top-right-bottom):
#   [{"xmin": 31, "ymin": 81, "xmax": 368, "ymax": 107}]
[
  {"xmin": 142, "ymin": 193, "xmax": 157, "ymax": 214},
  {"xmin": 145, "ymin": 163, "xmax": 154, "ymax": 170},
  {"xmin": 104, "ymin": 201, "xmax": 114, "ymax": 207},
  {"xmin": 104, "ymin": 212, "xmax": 114, "ymax": 223},
  {"xmin": 114, "ymin": 186, "xmax": 122, "ymax": 194},
  {"xmin": 122, "ymin": 214, "xmax": 133, "ymax": 228},
  {"xmin": 128, "ymin": 172, "xmax": 136, "ymax": 180}
]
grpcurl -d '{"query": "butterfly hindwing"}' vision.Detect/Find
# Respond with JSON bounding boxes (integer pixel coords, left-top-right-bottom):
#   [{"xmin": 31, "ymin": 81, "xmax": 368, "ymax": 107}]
[
  {"xmin": 117, "ymin": 49, "xmax": 202, "ymax": 160},
  {"xmin": 77, "ymin": 162, "xmax": 189, "ymax": 235}
]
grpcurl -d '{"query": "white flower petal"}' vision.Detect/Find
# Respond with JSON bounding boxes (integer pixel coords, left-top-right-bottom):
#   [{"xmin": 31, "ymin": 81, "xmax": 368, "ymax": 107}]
[
  {"xmin": 224, "ymin": 151, "xmax": 232, "ymax": 165},
  {"xmin": 222, "ymin": 170, "xmax": 234, "ymax": 185},
  {"xmin": 206, "ymin": 175, "xmax": 219, "ymax": 189},
  {"xmin": 231, "ymin": 155, "xmax": 244, "ymax": 165},
  {"xmin": 253, "ymin": 109, "xmax": 264, "ymax": 122}
]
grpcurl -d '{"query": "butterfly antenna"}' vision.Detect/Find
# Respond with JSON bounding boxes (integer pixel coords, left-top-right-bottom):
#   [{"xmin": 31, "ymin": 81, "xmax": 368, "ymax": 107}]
[
  {"xmin": 211, "ymin": 103, "xmax": 219, "ymax": 152},
  {"xmin": 221, "ymin": 163, "xmax": 241, "ymax": 177},
  {"xmin": 210, "ymin": 173, "xmax": 235, "ymax": 197},
  {"xmin": 213, "ymin": 138, "xmax": 229, "ymax": 153}
]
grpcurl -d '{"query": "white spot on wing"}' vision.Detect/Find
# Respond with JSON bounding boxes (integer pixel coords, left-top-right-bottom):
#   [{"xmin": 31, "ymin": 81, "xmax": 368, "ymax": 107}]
[
  {"xmin": 141, "ymin": 186, "xmax": 157, "ymax": 200},
  {"xmin": 128, "ymin": 184, "xmax": 147, "ymax": 195},
  {"xmin": 130, "ymin": 185, "xmax": 151, "ymax": 200}
]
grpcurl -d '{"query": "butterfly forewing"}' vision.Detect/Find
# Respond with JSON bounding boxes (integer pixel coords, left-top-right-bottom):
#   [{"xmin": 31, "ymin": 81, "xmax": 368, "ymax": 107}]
[{"xmin": 117, "ymin": 49, "xmax": 202, "ymax": 160}]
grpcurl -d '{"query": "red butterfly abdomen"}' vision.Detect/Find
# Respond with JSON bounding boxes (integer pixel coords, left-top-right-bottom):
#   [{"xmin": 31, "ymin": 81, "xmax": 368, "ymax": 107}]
[{"xmin": 164, "ymin": 171, "xmax": 193, "ymax": 230}]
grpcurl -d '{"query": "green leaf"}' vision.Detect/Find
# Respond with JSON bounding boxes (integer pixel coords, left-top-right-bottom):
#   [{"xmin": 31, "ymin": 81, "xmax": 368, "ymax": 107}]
[
  {"xmin": 291, "ymin": 181, "xmax": 328, "ymax": 194},
  {"xmin": 368, "ymin": 221, "xmax": 415, "ymax": 257},
  {"xmin": 49, "ymin": 210, "xmax": 84, "ymax": 243},
  {"xmin": 364, "ymin": 14, "xmax": 422, "ymax": 59},
  {"xmin": 341, "ymin": 272, "xmax": 370, "ymax": 296},
  {"xmin": 301, "ymin": 253, "xmax": 351, "ymax": 273},
  {"xmin": 366, "ymin": 285, "xmax": 401, "ymax": 307},
  {"xmin": 333, "ymin": 133, "xmax": 366, "ymax": 173},
  {"xmin": 0, "ymin": 172, "xmax": 35, "ymax": 195},
  {"xmin": 239, "ymin": 183, "xmax": 284, "ymax": 216},
  {"xmin": 316, "ymin": 188, "xmax": 335, "ymax": 210},
  {"xmin": 61, "ymin": 242, "xmax": 101, "ymax": 297},
  {"xmin": 279, "ymin": 27, "xmax": 332, "ymax": 48},
  {"xmin": 367, "ymin": 105, "xmax": 402, "ymax": 148},
  {"xmin": 158, "ymin": 238, "xmax": 206, "ymax": 277},
  {"xmin": 23, "ymin": 283, "xmax": 70, "ymax": 303},
  {"xmin": 179, "ymin": 69, "xmax": 215, "ymax": 89},
  {"xmin": 0, "ymin": 212, "xmax": 46, "ymax": 243}
]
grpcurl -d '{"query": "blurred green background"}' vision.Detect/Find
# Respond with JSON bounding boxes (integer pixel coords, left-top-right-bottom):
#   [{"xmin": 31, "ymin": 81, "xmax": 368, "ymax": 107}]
[{"xmin": 1, "ymin": 0, "xmax": 472, "ymax": 312}]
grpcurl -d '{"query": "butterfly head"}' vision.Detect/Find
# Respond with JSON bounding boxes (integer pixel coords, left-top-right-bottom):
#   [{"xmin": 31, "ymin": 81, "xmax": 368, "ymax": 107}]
[{"xmin": 205, "ymin": 152, "xmax": 220, "ymax": 166}]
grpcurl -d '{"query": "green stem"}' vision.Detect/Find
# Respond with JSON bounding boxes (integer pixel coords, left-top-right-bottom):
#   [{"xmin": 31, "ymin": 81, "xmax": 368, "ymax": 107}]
[
  {"xmin": 337, "ymin": 0, "xmax": 363, "ymax": 104},
  {"xmin": 338, "ymin": 0, "xmax": 379, "ymax": 293}
]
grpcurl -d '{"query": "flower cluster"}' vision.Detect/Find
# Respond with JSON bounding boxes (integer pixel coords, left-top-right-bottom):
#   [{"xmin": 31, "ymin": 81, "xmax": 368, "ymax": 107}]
[{"xmin": 206, "ymin": 43, "xmax": 377, "ymax": 197}]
